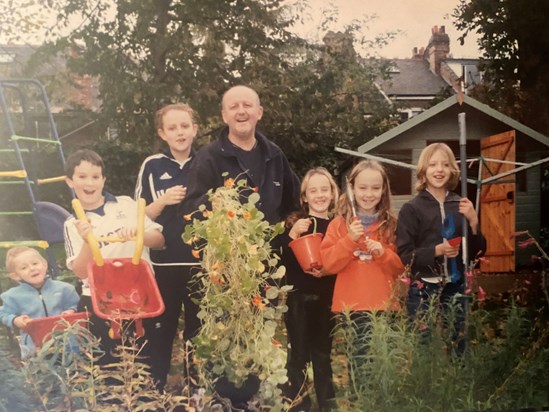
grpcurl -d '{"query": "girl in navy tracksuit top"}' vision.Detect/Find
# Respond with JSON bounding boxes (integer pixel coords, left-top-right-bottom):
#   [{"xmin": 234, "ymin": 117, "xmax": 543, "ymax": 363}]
[{"xmin": 134, "ymin": 103, "xmax": 200, "ymax": 390}]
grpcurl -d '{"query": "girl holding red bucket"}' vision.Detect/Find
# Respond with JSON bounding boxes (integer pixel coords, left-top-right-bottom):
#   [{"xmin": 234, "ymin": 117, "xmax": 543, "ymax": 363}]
[{"xmin": 280, "ymin": 167, "xmax": 339, "ymax": 412}]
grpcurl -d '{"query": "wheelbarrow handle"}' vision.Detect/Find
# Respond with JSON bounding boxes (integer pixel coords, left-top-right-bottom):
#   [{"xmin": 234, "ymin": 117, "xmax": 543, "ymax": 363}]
[
  {"xmin": 72, "ymin": 199, "xmax": 104, "ymax": 266},
  {"xmin": 132, "ymin": 198, "xmax": 145, "ymax": 265}
]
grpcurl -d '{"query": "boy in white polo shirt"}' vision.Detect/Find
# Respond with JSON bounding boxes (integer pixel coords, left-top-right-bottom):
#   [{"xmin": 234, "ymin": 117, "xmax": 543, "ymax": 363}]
[{"xmin": 63, "ymin": 149, "xmax": 164, "ymax": 366}]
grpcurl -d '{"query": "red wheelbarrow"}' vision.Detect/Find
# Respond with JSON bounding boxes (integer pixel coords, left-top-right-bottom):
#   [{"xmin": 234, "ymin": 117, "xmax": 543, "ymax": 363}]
[
  {"xmin": 23, "ymin": 311, "xmax": 90, "ymax": 348},
  {"xmin": 72, "ymin": 198, "xmax": 165, "ymax": 339}
]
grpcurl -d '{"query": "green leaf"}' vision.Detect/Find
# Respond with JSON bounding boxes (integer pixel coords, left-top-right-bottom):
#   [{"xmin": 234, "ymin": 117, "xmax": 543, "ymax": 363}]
[
  {"xmin": 271, "ymin": 265, "xmax": 286, "ymax": 279},
  {"xmin": 266, "ymin": 286, "xmax": 279, "ymax": 300},
  {"xmin": 248, "ymin": 192, "xmax": 260, "ymax": 205}
]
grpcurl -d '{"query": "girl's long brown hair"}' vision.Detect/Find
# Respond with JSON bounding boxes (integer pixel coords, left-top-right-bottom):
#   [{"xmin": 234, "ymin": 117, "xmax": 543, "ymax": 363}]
[{"xmin": 338, "ymin": 160, "xmax": 397, "ymax": 244}]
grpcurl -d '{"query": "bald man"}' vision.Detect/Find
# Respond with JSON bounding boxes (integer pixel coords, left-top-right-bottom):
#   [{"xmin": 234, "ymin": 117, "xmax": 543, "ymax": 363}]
[{"xmin": 183, "ymin": 85, "xmax": 300, "ymax": 225}]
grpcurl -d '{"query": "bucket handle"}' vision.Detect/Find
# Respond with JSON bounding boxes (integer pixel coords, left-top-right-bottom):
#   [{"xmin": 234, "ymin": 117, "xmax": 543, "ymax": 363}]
[
  {"xmin": 296, "ymin": 216, "xmax": 317, "ymax": 238},
  {"xmin": 72, "ymin": 199, "xmax": 104, "ymax": 266}
]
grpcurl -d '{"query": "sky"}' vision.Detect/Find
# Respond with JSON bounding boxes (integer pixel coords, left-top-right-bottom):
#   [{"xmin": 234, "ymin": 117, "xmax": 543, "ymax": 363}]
[
  {"xmin": 2, "ymin": 0, "xmax": 481, "ymax": 60},
  {"xmin": 291, "ymin": 0, "xmax": 481, "ymax": 59}
]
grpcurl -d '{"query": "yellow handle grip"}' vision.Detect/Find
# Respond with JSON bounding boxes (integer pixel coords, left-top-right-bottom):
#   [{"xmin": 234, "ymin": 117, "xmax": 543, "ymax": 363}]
[
  {"xmin": 72, "ymin": 199, "xmax": 104, "ymax": 266},
  {"xmin": 132, "ymin": 198, "xmax": 145, "ymax": 265}
]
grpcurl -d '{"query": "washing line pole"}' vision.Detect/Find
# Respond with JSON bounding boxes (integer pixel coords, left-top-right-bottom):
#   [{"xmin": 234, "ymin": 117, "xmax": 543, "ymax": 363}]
[
  {"xmin": 458, "ymin": 113, "xmax": 469, "ymax": 264},
  {"xmin": 458, "ymin": 112, "xmax": 470, "ymax": 350}
]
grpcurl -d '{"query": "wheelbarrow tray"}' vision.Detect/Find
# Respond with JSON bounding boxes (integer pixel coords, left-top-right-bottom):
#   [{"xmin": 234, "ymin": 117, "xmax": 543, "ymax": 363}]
[
  {"xmin": 88, "ymin": 258, "xmax": 165, "ymax": 322},
  {"xmin": 23, "ymin": 311, "xmax": 90, "ymax": 347}
]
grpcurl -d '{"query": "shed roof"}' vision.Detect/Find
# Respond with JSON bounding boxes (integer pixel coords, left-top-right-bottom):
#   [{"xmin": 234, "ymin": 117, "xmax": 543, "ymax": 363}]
[{"xmin": 357, "ymin": 94, "xmax": 549, "ymax": 153}]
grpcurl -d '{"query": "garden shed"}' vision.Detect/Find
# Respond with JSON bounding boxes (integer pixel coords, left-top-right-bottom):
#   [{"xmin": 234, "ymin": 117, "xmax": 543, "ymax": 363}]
[{"xmin": 342, "ymin": 94, "xmax": 549, "ymax": 273}]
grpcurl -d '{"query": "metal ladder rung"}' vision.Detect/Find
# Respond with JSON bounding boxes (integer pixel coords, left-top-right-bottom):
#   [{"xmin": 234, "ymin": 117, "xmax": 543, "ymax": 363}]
[
  {"xmin": 0, "ymin": 148, "xmax": 29, "ymax": 153},
  {"xmin": 0, "ymin": 240, "xmax": 49, "ymax": 249},
  {"xmin": 1, "ymin": 79, "xmax": 70, "ymax": 277},
  {"xmin": 0, "ymin": 211, "xmax": 34, "ymax": 215},
  {"xmin": 0, "ymin": 170, "xmax": 26, "ymax": 178},
  {"xmin": 10, "ymin": 135, "xmax": 62, "ymax": 145}
]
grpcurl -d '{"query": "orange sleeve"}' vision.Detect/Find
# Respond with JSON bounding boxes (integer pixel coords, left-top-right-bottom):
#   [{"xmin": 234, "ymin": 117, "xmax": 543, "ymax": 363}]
[{"xmin": 373, "ymin": 242, "xmax": 405, "ymax": 278}]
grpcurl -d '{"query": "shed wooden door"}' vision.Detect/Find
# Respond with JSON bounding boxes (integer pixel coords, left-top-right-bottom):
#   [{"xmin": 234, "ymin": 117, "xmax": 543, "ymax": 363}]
[{"xmin": 480, "ymin": 131, "xmax": 516, "ymax": 272}]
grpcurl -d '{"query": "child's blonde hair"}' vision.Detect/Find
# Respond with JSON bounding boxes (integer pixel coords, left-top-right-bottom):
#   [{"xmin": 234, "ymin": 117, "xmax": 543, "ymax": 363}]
[
  {"xmin": 338, "ymin": 160, "xmax": 397, "ymax": 243},
  {"xmin": 5, "ymin": 246, "xmax": 45, "ymax": 273},
  {"xmin": 285, "ymin": 167, "xmax": 339, "ymax": 229},
  {"xmin": 300, "ymin": 167, "xmax": 339, "ymax": 216},
  {"xmin": 416, "ymin": 142, "xmax": 460, "ymax": 192},
  {"xmin": 155, "ymin": 103, "xmax": 197, "ymax": 131}
]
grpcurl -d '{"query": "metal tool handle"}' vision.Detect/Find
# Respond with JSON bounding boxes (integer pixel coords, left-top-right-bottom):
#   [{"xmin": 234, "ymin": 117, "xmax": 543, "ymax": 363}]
[{"xmin": 345, "ymin": 176, "xmax": 358, "ymax": 218}]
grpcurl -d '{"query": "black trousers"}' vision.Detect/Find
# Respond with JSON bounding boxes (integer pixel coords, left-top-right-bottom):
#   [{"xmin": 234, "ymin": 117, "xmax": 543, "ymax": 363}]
[
  {"xmin": 78, "ymin": 295, "xmax": 123, "ymax": 367},
  {"xmin": 284, "ymin": 292, "xmax": 336, "ymax": 411},
  {"xmin": 144, "ymin": 265, "xmax": 201, "ymax": 390}
]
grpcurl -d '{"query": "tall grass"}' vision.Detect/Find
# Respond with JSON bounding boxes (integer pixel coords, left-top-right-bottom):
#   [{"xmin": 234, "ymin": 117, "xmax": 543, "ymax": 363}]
[
  {"xmin": 22, "ymin": 320, "xmax": 191, "ymax": 411},
  {"xmin": 335, "ymin": 300, "xmax": 549, "ymax": 411}
]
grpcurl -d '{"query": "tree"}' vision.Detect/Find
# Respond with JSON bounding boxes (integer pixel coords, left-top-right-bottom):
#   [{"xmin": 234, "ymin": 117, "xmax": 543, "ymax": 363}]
[
  {"xmin": 256, "ymin": 30, "xmax": 397, "ymax": 176},
  {"xmin": 6, "ymin": 1, "xmax": 396, "ymax": 183},
  {"xmin": 453, "ymin": 0, "xmax": 549, "ymax": 135}
]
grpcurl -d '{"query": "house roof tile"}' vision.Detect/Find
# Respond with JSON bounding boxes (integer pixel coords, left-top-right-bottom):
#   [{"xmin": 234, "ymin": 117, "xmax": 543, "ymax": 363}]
[{"xmin": 378, "ymin": 59, "xmax": 450, "ymax": 96}]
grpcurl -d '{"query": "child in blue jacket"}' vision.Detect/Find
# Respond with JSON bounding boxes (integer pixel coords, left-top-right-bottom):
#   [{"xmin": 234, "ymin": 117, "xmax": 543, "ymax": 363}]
[{"xmin": 0, "ymin": 246, "xmax": 79, "ymax": 358}]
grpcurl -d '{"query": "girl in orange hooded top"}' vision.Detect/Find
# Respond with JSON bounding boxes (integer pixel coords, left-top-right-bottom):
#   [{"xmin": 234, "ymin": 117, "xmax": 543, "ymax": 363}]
[{"xmin": 320, "ymin": 159, "xmax": 404, "ymax": 315}]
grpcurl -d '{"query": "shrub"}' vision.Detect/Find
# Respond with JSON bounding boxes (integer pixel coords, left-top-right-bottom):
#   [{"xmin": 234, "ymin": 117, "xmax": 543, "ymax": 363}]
[{"xmin": 183, "ymin": 175, "xmax": 291, "ymax": 410}]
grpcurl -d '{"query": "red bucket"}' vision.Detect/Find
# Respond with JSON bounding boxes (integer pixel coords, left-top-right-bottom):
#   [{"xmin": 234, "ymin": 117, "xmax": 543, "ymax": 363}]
[
  {"xmin": 289, "ymin": 233, "xmax": 324, "ymax": 272},
  {"xmin": 88, "ymin": 258, "xmax": 165, "ymax": 338},
  {"xmin": 23, "ymin": 311, "xmax": 90, "ymax": 347}
]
